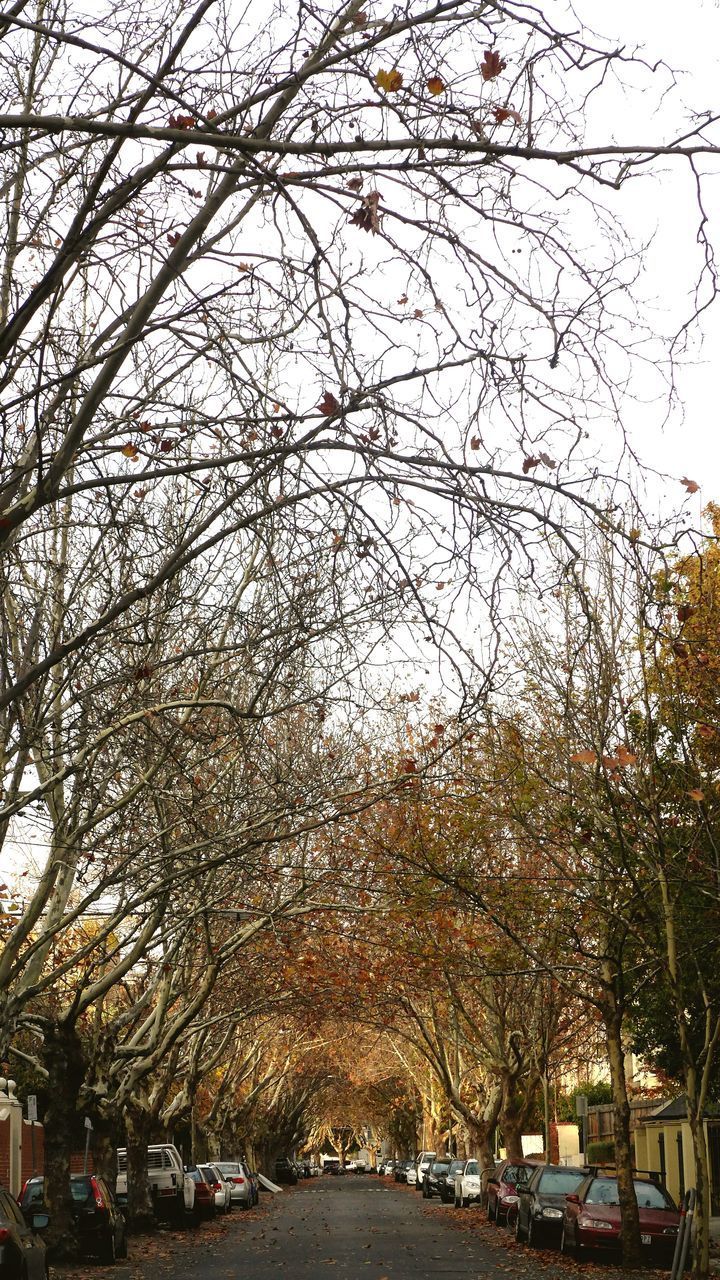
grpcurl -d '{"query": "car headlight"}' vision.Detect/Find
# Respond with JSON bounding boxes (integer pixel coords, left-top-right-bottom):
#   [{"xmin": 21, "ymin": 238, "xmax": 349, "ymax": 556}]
[
  {"xmin": 541, "ymin": 1207, "xmax": 563, "ymax": 1219},
  {"xmin": 663, "ymin": 1227, "xmax": 678, "ymax": 1236},
  {"xmin": 579, "ymin": 1217, "xmax": 614, "ymax": 1230}
]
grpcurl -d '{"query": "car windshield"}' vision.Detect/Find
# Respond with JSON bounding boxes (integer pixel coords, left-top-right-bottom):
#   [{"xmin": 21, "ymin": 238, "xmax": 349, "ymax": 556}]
[
  {"xmin": 448, "ymin": 1161, "xmax": 464, "ymax": 1174},
  {"xmin": 465, "ymin": 1161, "xmax": 478, "ymax": 1175},
  {"xmin": 200, "ymin": 1167, "xmax": 218, "ymax": 1184},
  {"xmin": 216, "ymin": 1163, "xmax": 240, "ymax": 1174},
  {"xmin": 504, "ymin": 1165, "xmax": 532, "ymax": 1185},
  {"xmin": 585, "ymin": 1178, "xmax": 673, "ymax": 1209},
  {"xmin": 432, "ymin": 1160, "xmax": 451, "ymax": 1170},
  {"xmin": 537, "ymin": 1169, "xmax": 585, "ymax": 1195}
]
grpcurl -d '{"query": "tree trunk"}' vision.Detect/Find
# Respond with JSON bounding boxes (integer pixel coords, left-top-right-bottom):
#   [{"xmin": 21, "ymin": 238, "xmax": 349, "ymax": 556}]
[
  {"xmin": 604, "ymin": 1003, "xmax": 642, "ymax": 1269},
  {"xmin": 688, "ymin": 1107, "xmax": 710, "ymax": 1280},
  {"xmin": 41, "ymin": 1020, "xmax": 86, "ymax": 1260},
  {"xmin": 500, "ymin": 1107, "xmax": 524, "ymax": 1160},
  {"xmin": 92, "ymin": 1108, "xmax": 122, "ymax": 1186},
  {"xmin": 124, "ymin": 1103, "xmax": 156, "ymax": 1231}
]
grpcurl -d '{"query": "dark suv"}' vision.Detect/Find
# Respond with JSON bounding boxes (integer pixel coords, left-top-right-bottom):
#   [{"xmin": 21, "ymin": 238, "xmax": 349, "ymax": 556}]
[
  {"xmin": 0, "ymin": 1186, "xmax": 48, "ymax": 1278},
  {"xmin": 18, "ymin": 1174, "xmax": 127, "ymax": 1264},
  {"xmin": 274, "ymin": 1158, "xmax": 298, "ymax": 1185}
]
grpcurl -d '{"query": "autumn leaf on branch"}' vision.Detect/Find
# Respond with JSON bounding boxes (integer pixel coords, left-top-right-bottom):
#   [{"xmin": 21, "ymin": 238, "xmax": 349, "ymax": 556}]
[
  {"xmin": 427, "ymin": 76, "xmax": 445, "ymax": 96},
  {"xmin": 615, "ymin": 745, "xmax": 638, "ymax": 767},
  {"xmin": 317, "ymin": 391, "xmax": 340, "ymax": 416},
  {"xmin": 481, "ymin": 49, "xmax": 507, "ymax": 82},
  {"xmin": 570, "ymin": 749, "xmax": 597, "ymax": 764},
  {"xmin": 688, "ymin": 788, "xmax": 706, "ymax": 802},
  {"xmin": 168, "ymin": 114, "xmax": 197, "ymax": 129},
  {"xmin": 493, "ymin": 105, "xmax": 522, "ymax": 125},
  {"xmin": 346, "ymin": 176, "xmax": 363, "ymax": 192},
  {"xmin": 522, "ymin": 456, "xmax": 540, "ymax": 474},
  {"xmin": 349, "ymin": 190, "xmax": 382, "ymax": 234},
  {"xmin": 121, "ymin": 443, "xmax": 138, "ymax": 458},
  {"xmin": 680, "ymin": 476, "xmax": 700, "ymax": 494},
  {"xmin": 375, "ymin": 68, "xmax": 403, "ymax": 93}
]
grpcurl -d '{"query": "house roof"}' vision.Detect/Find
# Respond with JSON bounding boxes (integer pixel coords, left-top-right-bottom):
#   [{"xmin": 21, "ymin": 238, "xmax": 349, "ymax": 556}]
[{"xmin": 648, "ymin": 1097, "xmax": 720, "ymax": 1121}]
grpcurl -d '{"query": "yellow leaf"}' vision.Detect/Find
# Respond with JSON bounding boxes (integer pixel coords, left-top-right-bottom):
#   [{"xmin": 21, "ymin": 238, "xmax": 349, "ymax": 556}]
[
  {"xmin": 688, "ymin": 788, "xmax": 705, "ymax": 802},
  {"xmin": 121, "ymin": 443, "xmax": 138, "ymax": 457},
  {"xmin": 375, "ymin": 68, "xmax": 403, "ymax": 93},
  {"xmin": 427, "ymin": 76, "xmax": 445, "ymax": 95}
]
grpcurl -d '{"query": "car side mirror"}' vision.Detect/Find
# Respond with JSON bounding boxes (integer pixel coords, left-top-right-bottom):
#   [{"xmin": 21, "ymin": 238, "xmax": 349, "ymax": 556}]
[
  {"xmin": 32, "ymin": 1212, "xmax": 50, "ymax": 1231},
  {"xmin": 565, "ymin": 1194, "xmax": 580, "ymax": 1205}
]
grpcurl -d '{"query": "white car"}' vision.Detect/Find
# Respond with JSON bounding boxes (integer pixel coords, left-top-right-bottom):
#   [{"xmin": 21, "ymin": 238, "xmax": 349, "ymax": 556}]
[
  {"xmin": 199, "ymin": 1163, "xmax": 232, "ymax": 1214},
  {"xmin": 454, "ymin": 1158, "xmax": 482, "ymax": 1207},
  {"xmin": 214, "ymin": 1160, "xmax": 253, "ymax": 1208},
  {"xmin": 117, "ymin": 1143, "xmax": 195, "ymax": 1225},
  {"xmin": 416, "ymin": 1151, "xmax": 436, "ymax": 1190},
  {"xmin": 406, "ymin": 1166, "xmax": 417, "ymax": 1186}
]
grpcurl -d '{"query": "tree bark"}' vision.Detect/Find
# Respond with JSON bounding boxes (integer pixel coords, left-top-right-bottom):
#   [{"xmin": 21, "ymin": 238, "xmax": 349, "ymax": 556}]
[
  {"xmin": 604, "ymin": 1001, "xmax": 642, "ymax": 1269},
  {"xmin": 124, "ymin": 1103, "xmax": 156, "ymax": 1231},
  {"xmin": 41, "ymin": 1020, "xmax": 86, "ymax": 1259}
]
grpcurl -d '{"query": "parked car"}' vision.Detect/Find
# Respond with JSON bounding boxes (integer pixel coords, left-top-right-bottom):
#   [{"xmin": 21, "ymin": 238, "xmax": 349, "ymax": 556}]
[
  {"xmin": 274, "ymin": 1157, "xmax": 299, "ymax": 1186},
  {"xmin": 406, "ymin": 1165, "xmax": 417, "ymax": 1186},
  {"xmin": 487, "ymin": 1159, "xmax": 539, "ymax": 1224},
  {"xmin": 423, "ymin": 1156, "xmax": 453, "ymax": 1199},
  {"xmin": 198, "ymin": 1164, "xmax": 232, "ymax": 1214},
  {"xmin": 214, "ymin": 1160, "xmax": 254, "ymax": 1206},
  {"xmin": 561, "ymin": 1172, "xmax": 680, "ymax": 1264},
  {"xmin": 394, "ymin": 1160, "xmax": 413, "ymax": 1183},
  {"xmin": 18, "ymin": 1173, "xmax": 127, "ymax": 1264},
  {"xmin": 437, "ymin": 1158, "xmax": 466, "ymax": 1203},
  {"xmin": 415, "ymin": 1151, "xmax": 436, "ymax": 1191},
  {"xmin": 453, "ymin": 1158, "xmax": 482, "ymax": 1207},
  {"xmin": 0, "ymin": 1185, "xmax": 48, "ymax": 1279},
  {"xmin": 515, "ymin": 1163, "xmax": 588, "ymax": 1247},
  {"xmin": 187, "ymin": 1168, "xmax": 216, "ymax": 1222},
  {"xmin": 117, "ymin": 1143, "xmax": 194, "ymax": 1226}
]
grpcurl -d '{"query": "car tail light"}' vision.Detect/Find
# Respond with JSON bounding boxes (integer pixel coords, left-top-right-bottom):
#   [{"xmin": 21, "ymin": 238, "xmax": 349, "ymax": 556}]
[
  {"xmin": 231, "ymin": 1176, "xmax": 245, "ymax": 1184},
  {"xmin": 90, "ymin": 1177, "xmax": 105, "ymax": 1209},
  {"xmin": 17, "ymin": 1181, "xmax": 29, "ymax": 1205},
  {"xmin": 0, "ymin": 1228, "xmax": 11, "ymax": 1244}
]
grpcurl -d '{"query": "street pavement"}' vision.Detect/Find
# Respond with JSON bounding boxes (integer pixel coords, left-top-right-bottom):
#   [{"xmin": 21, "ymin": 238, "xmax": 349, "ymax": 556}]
[{"xmin": 86, "ymin": 1175, "xmax": 696, "ymax": 1280}]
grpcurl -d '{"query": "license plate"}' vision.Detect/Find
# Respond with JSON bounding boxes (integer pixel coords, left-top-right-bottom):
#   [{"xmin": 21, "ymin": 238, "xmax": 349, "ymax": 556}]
[{"xmin": 641, "ymin": 1234, "xmax": 652, "ymax": 1245}]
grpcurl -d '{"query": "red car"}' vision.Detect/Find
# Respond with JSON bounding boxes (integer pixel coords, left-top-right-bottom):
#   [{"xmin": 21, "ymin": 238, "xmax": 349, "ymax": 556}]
[
  {"xmin": 487, "ymin": 1159, "xmax": 539, "ymax": 1224},
  {"xmin": 561, "ymin": 1173, "xmax": 680, "ymax": 1264},
  {"xmin": 187, "ymin": 1168, "xmax": 216, "ymax": 1222}
]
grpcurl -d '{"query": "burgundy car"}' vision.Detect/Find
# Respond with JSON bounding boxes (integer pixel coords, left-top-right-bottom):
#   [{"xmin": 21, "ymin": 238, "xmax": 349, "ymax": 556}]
[
  {"xmin": 561, "ymin": 1174, "xmax": 680, "ymax": 1264},
  {"xmin": 487, "ymin": 1159, "xmax": 539, "ymax": 1224},
  {"xmin": 187, "ymin": 1168, "xmax": 216, "ymax": 1222}
]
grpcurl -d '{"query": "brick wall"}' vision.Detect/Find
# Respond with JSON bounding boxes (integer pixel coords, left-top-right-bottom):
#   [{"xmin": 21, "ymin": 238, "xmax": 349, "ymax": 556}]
[{"xmin": 21, "ymin": 1122, "xmax": 44, "ymax": 1181}]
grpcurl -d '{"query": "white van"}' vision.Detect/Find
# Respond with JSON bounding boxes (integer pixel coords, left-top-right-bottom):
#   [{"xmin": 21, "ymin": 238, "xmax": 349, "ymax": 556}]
[{"xmin": 116, "ymin": 1144, "xmax": 195, "ymax": 1224}]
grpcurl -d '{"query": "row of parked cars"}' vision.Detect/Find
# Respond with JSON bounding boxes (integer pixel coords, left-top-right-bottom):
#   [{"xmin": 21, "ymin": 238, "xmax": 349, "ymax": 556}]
[
  {"xmin": 0, "ymin": 1148, "xmax": 261, "ymax": 1277},
  {"xmin": 394, "ymin": 1152, "xmax": 681, "ymax": 1269}
]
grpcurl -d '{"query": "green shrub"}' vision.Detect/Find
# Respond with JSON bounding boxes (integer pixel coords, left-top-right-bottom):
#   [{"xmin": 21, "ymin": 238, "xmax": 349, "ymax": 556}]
[{"xmin": 586, "ymin": 1140, "xmax": 615, "ymax": 1165}]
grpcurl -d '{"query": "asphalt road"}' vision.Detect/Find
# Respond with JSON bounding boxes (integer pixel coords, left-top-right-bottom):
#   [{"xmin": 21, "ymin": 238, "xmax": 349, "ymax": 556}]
[
  {"xmin": 126, "ymin": 1178, "xmax": 497, "ymax": 1280},
  {"xmin": 76, "ymin": 1176, "xmax": 693, "ymax": 1280}
]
